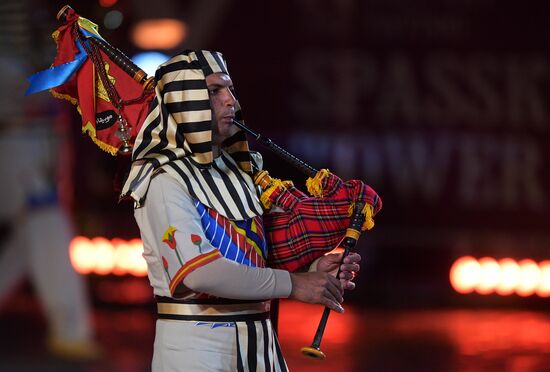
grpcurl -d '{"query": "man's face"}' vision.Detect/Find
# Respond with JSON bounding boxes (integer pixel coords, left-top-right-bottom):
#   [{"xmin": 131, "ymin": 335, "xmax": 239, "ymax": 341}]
[{"xmin": 206, "ymin": 72, "xmax": 236, "ymax": 146}]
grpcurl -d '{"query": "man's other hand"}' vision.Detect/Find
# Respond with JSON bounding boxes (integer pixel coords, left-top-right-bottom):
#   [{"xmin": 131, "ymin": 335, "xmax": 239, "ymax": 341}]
[{"xmin": 288, "ymin": 272, "xmax": 345, "ymax": 313}]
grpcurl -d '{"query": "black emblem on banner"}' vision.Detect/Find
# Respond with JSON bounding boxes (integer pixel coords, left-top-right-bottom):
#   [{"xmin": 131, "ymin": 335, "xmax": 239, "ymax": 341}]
[{"xmin": 95, "ymin": 110, "xmax": 117, "ymax": 130}]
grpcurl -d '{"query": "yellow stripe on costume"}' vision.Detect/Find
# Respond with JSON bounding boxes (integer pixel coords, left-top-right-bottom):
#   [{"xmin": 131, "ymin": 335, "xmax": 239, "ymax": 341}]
[
  {"xmin": 251, "ymin": 219, "xmax": 257, "ymax": 234},
  {"xmin": 229, "ymin": 221, "xmax": 264, "ymax": 259},
  {"xmin": 169, "ymin": 250, "xmax": 222, "ymax": 295}
]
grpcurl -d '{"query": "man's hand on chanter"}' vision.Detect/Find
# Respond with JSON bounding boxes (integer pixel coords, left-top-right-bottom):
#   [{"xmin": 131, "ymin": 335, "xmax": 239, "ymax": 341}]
[
  {"xmin": 317, "ymin": 251, "xmax": 361, "ymax": 291},
  {"xmin": 288, "ymin": 271, "xmax": 345, "ymax": 313}
]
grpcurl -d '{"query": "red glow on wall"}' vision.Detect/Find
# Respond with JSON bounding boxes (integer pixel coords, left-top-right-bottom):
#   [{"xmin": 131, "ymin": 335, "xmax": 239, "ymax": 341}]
[
  {"xmin": 99, "ymin": 0, "xmax": 118, "ymax": 7},
  {"xmin": 537, "ymin": 261, "xmax": 550, "ymax": 297},
  {"xmin": 70, "ymin": 236, "xmax": 147, "ymax": 277},
  {"xmin": 450, "ymin": 256, "xmax": 550, "ymax": 297}
]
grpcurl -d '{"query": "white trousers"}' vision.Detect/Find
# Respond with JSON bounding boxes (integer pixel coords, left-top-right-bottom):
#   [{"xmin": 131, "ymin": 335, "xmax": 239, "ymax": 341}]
[
  {"xmin": 152, "ymin": 317, "xmax": 288, "ymax": 372},
  {"xmin": 153, "ymin": 319, "xmax": 238, "ymax": 371}
]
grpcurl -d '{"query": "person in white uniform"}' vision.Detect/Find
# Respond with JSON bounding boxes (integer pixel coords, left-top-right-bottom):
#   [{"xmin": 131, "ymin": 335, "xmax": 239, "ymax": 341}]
[
  {"xmin": 0, "ymin": 56, "xmax": 100, "ymax": 360},
  {"xmin": 122, "ymin": 50, "xmax": 360, "ymax": 372}
]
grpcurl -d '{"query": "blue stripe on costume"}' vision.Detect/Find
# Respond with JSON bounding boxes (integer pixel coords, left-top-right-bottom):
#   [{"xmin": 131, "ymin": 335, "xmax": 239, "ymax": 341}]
[
  {"xmin": 194, "ymin": 200, "xmax": 256, "ymax": 267},
  {"xmin": 244, "ymin": 218, "xmax": 268, "ymax": 259}
]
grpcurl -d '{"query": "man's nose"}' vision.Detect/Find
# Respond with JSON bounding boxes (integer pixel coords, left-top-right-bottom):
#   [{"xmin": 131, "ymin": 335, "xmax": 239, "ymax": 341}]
[{"xmin": 223, "ymin": 88, "xmax": 236, "ymax": 106}]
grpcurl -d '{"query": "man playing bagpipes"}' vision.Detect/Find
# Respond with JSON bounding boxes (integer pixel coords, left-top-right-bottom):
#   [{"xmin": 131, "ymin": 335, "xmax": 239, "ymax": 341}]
[{"xmin": 26, "ymin": 7, "xmax": 381, "ymax": 371}]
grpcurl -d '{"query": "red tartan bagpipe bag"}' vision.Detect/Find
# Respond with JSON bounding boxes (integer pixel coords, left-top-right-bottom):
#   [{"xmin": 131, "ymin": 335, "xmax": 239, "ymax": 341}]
[{"xmin": 253, "ymin": 169, "xmax": 382, "ymax": 272}]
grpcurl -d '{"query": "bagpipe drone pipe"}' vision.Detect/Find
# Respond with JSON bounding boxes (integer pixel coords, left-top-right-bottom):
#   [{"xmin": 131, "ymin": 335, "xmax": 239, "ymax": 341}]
[{"xmin": 25, "ymin": 5, "xmax": 382, "ymax": 359}]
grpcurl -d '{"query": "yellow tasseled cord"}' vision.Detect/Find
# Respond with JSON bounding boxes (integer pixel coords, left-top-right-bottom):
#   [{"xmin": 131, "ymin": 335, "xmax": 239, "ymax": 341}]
[
  {"xmin": 259, "ymin": 178, "xmax": 286, "ymax": 210},
  {"xmin": 347, "ymin": 202, "xmax": 375, "ymax": 231},
  {"xmin": 361, "ymin": 203, "xmax": 375, "ymax": 231},
  {"xmin": 306, "ymin": 169, "xmax": 330, "ymax": 197}
]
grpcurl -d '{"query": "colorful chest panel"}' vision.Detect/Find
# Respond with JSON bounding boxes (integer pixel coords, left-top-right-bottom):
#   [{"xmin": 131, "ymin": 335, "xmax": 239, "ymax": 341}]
[{"xmin": 194, "ymin": 199, "xmax": 268, "ymax": 268}]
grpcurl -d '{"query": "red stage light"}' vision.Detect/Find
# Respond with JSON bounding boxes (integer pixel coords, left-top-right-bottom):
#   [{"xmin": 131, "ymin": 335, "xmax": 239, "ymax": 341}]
[
  {"xmin": 91, "ymin": 237, "xmax": 115, "ymax": 275},
  {"xmin": 450, "ymin": 256, "xmax": 550, "ymax": 297},
  {"xmin": 131, "ymin": 19, "xmax": 187, "ymax": 50},
  {"xmin": 516, "ymin": 259, "xmax": 540, "ymax": 297},
  {"xmin": 476, "ymin": 257, "xmax": 500, "ymax": 295},
  {"xmin": 69, "ymin": 236, "xmax": 96, "ymax": 274},
  {"xmin": 450, "ymin": 256, "xmax": 480, "ymax": 294},
  {"xmin": 536, "ymin": 261, "xmax": 550, "ymax": 297},
  {"xmin": 70, "ymin": 236, "xmax": 146, "ymax": 277},
  {"xmin": 495, "ymin": 258, "xmax": 521, "ymax": 296}
]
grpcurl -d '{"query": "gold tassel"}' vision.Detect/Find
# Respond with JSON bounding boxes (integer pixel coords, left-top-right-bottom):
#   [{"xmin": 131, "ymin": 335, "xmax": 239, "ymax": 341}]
[
  {"xmin": 82, "ymin": 122, "xmax": 119, "ymax": 155},
  {"xmin": 88, "ymin": 134, "xmax": 119, "ymax": 155},
  {"xmin": 49, "ymin": 89, "xmax": 80, "ymax": 108},
  {"xmin": 306, "ymin": 168, "xmax": 330, "ymax": 197},
  {"xmin": 259, "ymin": 178, "xmax": 286, "ymax": 210},
  {"xmin": 49, "ymin": 90, "xmax": 118, "ymax": 155},
  {"xmin": 282, "ymin": 180, "xmax": 294, "ymax": 188},
  {"xmin": 361, "ymin": 203, "xmax": 375, "ymax": 231},
  {"xmin": 51, "ymin": 30, "xmax": 60, "ymax": 42}
]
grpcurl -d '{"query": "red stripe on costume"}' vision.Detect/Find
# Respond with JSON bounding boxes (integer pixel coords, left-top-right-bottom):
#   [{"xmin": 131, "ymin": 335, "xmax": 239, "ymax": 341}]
[
  {"xmin": 208, "ymin": 208, "xmax": 265, "ymax": 267},
  {"xmin": 169, "ymin": 250, "xmax": 222, "ymax": 295},
  {"xmin": 253, "ymin": 216, "xmax": 265, "ymax": 241}
]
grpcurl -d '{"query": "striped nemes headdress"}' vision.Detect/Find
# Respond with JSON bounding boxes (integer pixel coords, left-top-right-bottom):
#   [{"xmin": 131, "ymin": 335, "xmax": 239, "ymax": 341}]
[{"xmin": 121, "ymin": 50, "xmax": 263, "ymax": 220}]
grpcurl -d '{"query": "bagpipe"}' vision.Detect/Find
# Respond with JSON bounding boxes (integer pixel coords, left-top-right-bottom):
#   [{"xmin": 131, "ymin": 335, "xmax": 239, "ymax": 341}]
[{"xmin": 26, "ymin": 5, "xmax": 382, "ymax": 359}]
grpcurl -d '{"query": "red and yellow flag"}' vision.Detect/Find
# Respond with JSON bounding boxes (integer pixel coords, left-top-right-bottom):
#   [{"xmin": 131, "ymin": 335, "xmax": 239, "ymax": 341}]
[{"xmin": 27, "ymin": 7, "xmax": 154, "ymax": 155}]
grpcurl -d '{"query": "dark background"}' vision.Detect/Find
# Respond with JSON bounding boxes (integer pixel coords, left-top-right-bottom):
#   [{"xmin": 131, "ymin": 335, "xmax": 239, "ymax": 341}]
[
  {"xmin": 24, "ymin": 0, "xmax": 550, "ymax": 310},
  {"xmin": 1, "ymin": 1, "xmax": 550, "ymax": 371}
]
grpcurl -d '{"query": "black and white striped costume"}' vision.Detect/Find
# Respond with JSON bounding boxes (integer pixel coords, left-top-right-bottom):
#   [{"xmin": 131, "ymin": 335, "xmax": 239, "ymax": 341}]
[{"xmin": 123, "ymin": 50, "xmax": 290, "ymax": 372}]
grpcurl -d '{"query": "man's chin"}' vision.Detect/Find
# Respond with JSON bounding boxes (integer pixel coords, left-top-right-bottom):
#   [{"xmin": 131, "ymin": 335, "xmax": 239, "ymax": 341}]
[{"xmin": 215, "ymin": 122, "xmax": 236, "ymax": 142}]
